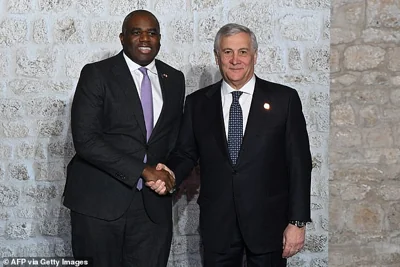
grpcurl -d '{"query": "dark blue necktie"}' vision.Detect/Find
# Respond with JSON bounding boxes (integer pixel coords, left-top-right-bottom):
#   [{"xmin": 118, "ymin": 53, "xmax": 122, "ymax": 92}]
[{"xmin": 227, "ymin": 91, "xmax": 243, "ymax": 165}]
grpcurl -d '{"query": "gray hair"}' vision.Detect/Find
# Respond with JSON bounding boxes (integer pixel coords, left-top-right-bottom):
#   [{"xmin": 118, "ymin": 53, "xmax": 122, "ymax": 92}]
[{"xmin": 214, "ymin": 23, "xmax": 258, "ymax": 54}]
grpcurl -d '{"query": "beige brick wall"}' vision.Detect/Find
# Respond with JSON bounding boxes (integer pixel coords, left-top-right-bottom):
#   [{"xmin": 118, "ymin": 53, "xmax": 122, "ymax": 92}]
[
  {"xmin": 330, "ymin": 0, "xmax": 400, "ymax": 266},
  {"xmin": 0, "ymin": 0, "xmax": 329, "ymax": 266}
]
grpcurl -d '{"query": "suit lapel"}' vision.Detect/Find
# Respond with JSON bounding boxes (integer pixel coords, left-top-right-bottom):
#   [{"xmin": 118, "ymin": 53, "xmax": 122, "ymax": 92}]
[
  {"xmin": 237, "ymin": 77, "xmax": 272, "ymax": 165},
  {"xmin": 150, "ymin": 61, "xmax": 168, "ymax": 143},
  {"xmin": 205, "ymin": 81, "xmax": 231, "ymax": 162},
  {"xmin": 111, "ymin": 52, "xmax": 146, "ymax": 140}
]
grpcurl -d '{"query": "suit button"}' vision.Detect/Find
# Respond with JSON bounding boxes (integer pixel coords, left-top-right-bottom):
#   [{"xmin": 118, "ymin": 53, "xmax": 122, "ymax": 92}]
[
  {"xmin": 232, "ymin": 170, "xmax": 237, "ymax": 175},
  {"xmin": 145, "ymin": 144, "xmax": 149, "ymax": 150}
]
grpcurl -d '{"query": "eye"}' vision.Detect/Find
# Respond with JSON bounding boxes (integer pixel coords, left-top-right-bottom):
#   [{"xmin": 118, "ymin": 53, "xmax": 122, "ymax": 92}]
[
  {"xmin": 239, "ymin": 50, "xmax": 248, "ymax": 55},
  {"xmin": 223, "ymin": 50, "xmax": 232, "ymax": 55},
  {"xmin": 131, "ymin": 30, "xmax": 141, "ymax": 36}
]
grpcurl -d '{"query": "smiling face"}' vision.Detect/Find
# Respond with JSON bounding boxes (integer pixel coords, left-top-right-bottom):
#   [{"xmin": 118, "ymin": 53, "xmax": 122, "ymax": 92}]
[
  {"xmin": 215, "ymin": 32, "xmax": 257, "ymax": 90},
  {"xmin": 119, "ymin": 11, "xmax": 161, "ymax": 66}
]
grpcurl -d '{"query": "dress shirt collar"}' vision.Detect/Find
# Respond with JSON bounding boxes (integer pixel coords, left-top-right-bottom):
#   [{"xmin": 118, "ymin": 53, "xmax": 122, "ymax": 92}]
[
  {"xmin": 123, "ymin": 52, "xmax": 158, "ymax": 75},
  {"xmin": 221, "ymin": 75, "xmax": 256, "ymax": 96}
]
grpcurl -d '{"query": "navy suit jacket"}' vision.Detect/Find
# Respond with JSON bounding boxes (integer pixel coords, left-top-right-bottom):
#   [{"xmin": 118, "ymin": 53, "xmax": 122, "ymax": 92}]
[
  {"xmin": 168, "ymin": 77, "xmax": 312, "ymax": 253},
  {"xmin": 63, "ymin": 51, "xmax": 185, "ymax": 224}
]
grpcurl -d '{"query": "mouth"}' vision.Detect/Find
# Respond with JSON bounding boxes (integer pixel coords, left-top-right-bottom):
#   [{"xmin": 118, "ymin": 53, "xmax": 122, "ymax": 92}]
[{"xmin": 138, "ymin": 46, "xmax": 152, "ymax": 54}]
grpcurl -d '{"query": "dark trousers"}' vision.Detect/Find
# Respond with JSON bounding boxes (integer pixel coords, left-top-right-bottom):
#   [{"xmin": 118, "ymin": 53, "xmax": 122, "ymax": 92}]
[
  {"xmin": 203, "ymin": 220, "xmax": 287, "ymax": 267},
  {"xmin": 70, "ymin": 191, "xmax": 172, "ymax": 267}
]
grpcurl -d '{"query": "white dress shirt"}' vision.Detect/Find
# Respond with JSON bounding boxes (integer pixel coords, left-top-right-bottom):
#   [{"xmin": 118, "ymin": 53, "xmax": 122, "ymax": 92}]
[
  {"xmin": 221, "ymin": 76, "xmax": 256, "ymax": 138},
  {"xmin": 123, "ymin": 53, "xmax": 163, "ymax": 128}
]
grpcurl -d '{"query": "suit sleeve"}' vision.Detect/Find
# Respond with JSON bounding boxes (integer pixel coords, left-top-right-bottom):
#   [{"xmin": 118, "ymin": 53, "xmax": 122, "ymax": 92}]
[
  {"xmin": 285, "ymin": 89, "xmax": 312, "ymax": 222},
  {"xmin": 71, "ymin": 64, "xmax": 145, "ymax": 187},
  {"xmin": 167, "ymin": 95, "xmax": 199, "ymax": 187}
]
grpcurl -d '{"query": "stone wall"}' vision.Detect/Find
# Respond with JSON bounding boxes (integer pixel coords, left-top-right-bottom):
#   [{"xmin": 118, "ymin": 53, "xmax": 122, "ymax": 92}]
[
  {"xmin": 330, "ymin": 0, "xmax": 400, "ymax": 266},
  {"xmin": 0, "ymin": 0, "xmax": 329, "ymax": 266}
]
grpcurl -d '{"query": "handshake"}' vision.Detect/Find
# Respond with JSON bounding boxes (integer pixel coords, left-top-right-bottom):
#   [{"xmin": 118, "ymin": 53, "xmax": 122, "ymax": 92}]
[{"xmin": 142, "ymin": 163, "xmax": 175, "ymax": 195}]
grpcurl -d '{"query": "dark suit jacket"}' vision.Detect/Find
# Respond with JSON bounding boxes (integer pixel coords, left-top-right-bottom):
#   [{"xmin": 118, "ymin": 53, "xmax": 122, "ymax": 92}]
[
  {"xmin": 168, "ymin": 77, "xmax": 312, "ymax": 253},
  {"xmin": 63, "ymin": 51, "xmax": 185, "ymax": 224}
]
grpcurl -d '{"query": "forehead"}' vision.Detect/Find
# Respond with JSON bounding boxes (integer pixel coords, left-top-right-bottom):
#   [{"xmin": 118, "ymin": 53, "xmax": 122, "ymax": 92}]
[
  {"xmin": 219, "ymin": 32, "xmax": 252, "ymax": 50},
  {"xmin": 125, "ymin": 13, "xmax": 159, "ymax": 30}
]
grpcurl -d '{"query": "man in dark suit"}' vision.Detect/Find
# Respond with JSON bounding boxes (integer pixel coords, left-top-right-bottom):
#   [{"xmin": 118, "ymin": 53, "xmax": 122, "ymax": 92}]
[
  {"xmin": 155, "ymin": 23, "xmax": 312, "ymax": 266},
  {"xmin": 63, "ymin": 10, "xmax": 185, "ymax": 267}
]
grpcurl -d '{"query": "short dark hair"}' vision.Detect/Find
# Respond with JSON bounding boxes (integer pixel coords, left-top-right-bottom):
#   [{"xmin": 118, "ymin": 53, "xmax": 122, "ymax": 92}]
[
  {"xmin": 214, "ymin": 23, "xmax": 258, "ymax": 55},
  {"xmin": 121, "ymin": 10, "xmax": 160, "ymax": 35}
]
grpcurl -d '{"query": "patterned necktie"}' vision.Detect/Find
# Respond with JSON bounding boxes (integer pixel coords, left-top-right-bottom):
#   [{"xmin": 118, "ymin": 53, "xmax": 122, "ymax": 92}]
[
  {"xmin": 227, "ymin": 91, "xmax": 243, "ymax": 165},
  {"xmin": 137, "ymin": 67, "xmax": 153, "ymax": 190}
]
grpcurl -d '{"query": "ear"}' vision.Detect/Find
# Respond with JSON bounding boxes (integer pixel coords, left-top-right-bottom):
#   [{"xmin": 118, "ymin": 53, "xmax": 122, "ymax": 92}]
[
  {"xmin": 253, "ymin": 52, "xmax": 257, "ymax": 65},
  {"xmin": 214, "ymin": 50, "xmax": 219, "ymax": 65},
  {"xmin": 119, "ymin": 33, "xmax": 124, "ymax": 45}
]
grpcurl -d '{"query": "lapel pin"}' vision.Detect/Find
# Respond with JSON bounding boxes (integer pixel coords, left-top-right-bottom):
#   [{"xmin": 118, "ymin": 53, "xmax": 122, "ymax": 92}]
[
  {"xmin": 264, "ymin": 103, "xmax": 270, "ymax": 110},
  {"xmin": 162, "ymin": 73, "xmax": 168, "ymax": 78}
]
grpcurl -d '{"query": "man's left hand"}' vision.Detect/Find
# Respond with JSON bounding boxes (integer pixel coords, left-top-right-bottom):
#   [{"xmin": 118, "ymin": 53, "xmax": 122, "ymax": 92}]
[{"xmin": 282, "ymin": 223, "xmax": 306, "ymax": 258}]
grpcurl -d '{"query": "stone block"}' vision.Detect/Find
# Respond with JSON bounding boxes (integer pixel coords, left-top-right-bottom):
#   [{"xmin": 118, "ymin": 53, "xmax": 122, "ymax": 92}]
[
  {"xmin": 54, "ymin": 237, "xmax": 72, "ymax": 257},
  {"xmin": 90, "ymin": 20, "xmax": 120, "ymax": 43},
  {"xmin": 77, "ymin": 0, "xmax": 104, "ymax": 16},
  {"xmin": 311, "ymin": 258, "xmax": 328, "ymax": 267},
  {"xmin": 34, "ymin": 161, "xmax": 65, "ymax": 181},
  {"xmin": 154, "ymin": 0, "xmax": 186, "ymax": 15},
  {"xmin": 7, "ymin": 0, "xmax": 33, "ymax": 13},
  {"xmin": 39, "ymin": 218, "xmax": 70, "ymax": 236},
  {"xmin": 0, "ymin": 99, "xmax": 24, "ymax": 120},
  {"xmin": 344, "ymin": 45, "xmax": 385, "ymax": 71},
  {"xmin": 378, "ymin": 181, "xmax": 400, "ymax": 201},
  {"xmin": 359, "ymin": 105, "xmax": 379, "ymax": 127},
  {"xmin": 14, "ymin": 206, "xmax": 49, "ymax": 219},
  {"xmin": 8, "ymin": 163, "xmax": 30, "ymax": 181},
  {"xmin": 177, "ymin": 204, "xmax": 199, "ymax": 236},
  {"xmin": 360, "ymin": 71, "xmax": 390, "ymax": 86},
  {"xmin": 65, "ymin": 49, "xmax": 118, "ymax": 78},
  {"xmin": 0, "ymin": 246, "xmax": 13, "ymax": 257},
  {"xmin": 346, "ymin": 202, "xmax": 385, "ymax": 233},
  {"xmin": 257, "ymin": 47, "xmax": 285, "ymax": 73},
  {"xmin": 0, "ymin": 50, "xmax": 10, "ymax": 77},
  {"xmin": 27, "ymin": 97, "xmax": 66, "ymax": 117},
  {"xmin": 38, "ymin": 120, "xmax": 64, "ymax": 137},
  {"xmin": 365, "ymin": 127, "xmax": 393, "ymax": 148},
  {"xmin": 307, "ymin": 47, "xmax": 329, "ymax": 72},
  {"xmin": 331, "ymin": 103, "xmax": 355, "ymax": 126},
  {"xmin": 353, "ymin": 88, "xmax": 389, "ymax": 105},
  {"xmin": 198, "ymin": 15, "xmax": 222, "ymax": 42},
  {"xmin": 0, "ymin": 184, "xmax": 20, "ymax": 206},
  {"xmin": 331, "ymin": 28, "xmax": 357, "ymax": 44},
  {"xmin": 38, "ymin": 0, "xmax": 72, "ymax": 12},
  {"xmin": 16, "ymin": 239, "xmax": 54, "ymax": 257},
  {"xmin": 0, "ymin": 143, "xmax": 12, "ymax": 159},
  {"xmin": 25, "ymin": 184, "xmax": 58, "ymax": 203},
  {"xmin": 388, "ymin": 47, "xmax": 400, "ymax": 72},
  {"xmin": 170, "ymin": 17, "xmax": 194, "ymax": 45},
  {"xmin": 362, "ymin": 28, "xmax": 400, "ymax": 44},
  {"xmin": 280, "ymin": 14, "xmax": 320, "ymax": 41},
  {"xmin": 330, "ymin": 48, "xmax": 340, "ymax": 73},
  {"xmin": 0, "ymin": 18, "xmax": 27, "ymax": 46},
  {"xmin": 288, "ymin": 47, "xmax": 302, "ymax": 70},
  {"xmin": 48, "ymin": 140, "xmax": 75, "ymax": 158},
  {"xmin": 366, "ymin": 0, "xmax": 400, "ymax": 28},
  {"xmin": 192, "ymin": 0, "xmax": 221, "ymax": 10},
  {"xmin": 295, "ymin": 0, "xmax": 329, "ymax": 9},
  {"xmin": 15, "ymin": 142, "xmax": 39, "ymax": 159},
  {"xmin": 109, "ymin": 0, "xmax": 146, "ymax": 15},
  {"xmin": 33, "ymin": 18, "xmax": 49, "ymax": 44},
  {"xmin": 16, "ymin": 48, "xmax": 57, "ymax": 78},
  {"xmin": 228, "ymin": 2, "xmax": 273, "ymax": 44},
  {"xmin": 5, "ymin": 222, "xmax": 33, "ymax": 239},
  {"xmin": 331, "ymin": 128, "xmax": 362, "ymax": 148},
  {"xmin": 53, "ymin": 17, "xmax": 84, "ymax": 44},
  {"xmin": 287, "ymin": 256, "xmax": 307, "ymax": 267},
  {"xmin": 304, "ymin": 234, "xmax": 328, "ymax": 252}
]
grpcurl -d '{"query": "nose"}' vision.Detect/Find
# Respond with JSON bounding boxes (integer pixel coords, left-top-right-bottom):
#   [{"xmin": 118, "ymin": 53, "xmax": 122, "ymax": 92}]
[
  {"xmin": 139, "ymin": 31, "xmax": 150, "ymax": 41},
  {"xmin": 230, "ymin": 52, "xmax": 239, "ymax": 65}
]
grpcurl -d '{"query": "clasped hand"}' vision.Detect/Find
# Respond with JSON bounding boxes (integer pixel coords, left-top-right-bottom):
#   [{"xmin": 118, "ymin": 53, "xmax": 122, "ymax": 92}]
[{"xmin": 142, "ymin": 163, "xmax": 175, "ymax": 195}]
